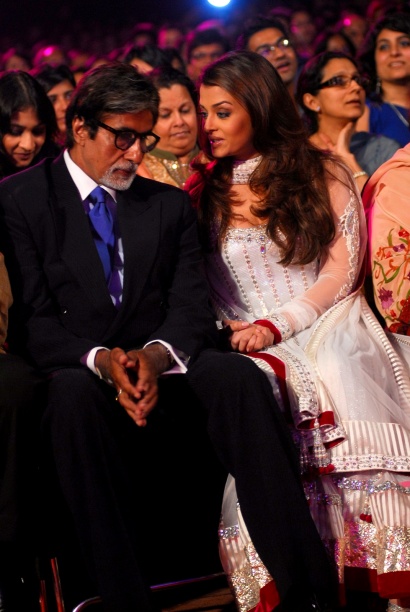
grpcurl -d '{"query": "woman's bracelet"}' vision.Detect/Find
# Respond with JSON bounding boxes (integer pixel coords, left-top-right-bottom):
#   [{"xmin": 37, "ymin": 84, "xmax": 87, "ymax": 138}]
[{"xmin": 353, "ymin": 170, "xmax": 368, "ymax": 179}]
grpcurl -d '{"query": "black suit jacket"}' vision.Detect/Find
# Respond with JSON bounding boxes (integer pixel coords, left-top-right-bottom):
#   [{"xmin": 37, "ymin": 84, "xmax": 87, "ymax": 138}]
[{"xmin": 0, "ymin": 153, "xmax": 218, "ymax": 371}]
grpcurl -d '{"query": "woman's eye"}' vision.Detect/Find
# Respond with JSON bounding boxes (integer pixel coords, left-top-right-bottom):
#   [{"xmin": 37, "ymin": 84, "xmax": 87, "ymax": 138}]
[
  {"xmin": 9, "ymin": 127, "xmax": 23, "ymax": 136},
  {"xmin": 399, "ymin": 39, "xmax": 410, "ymax": 47},
  {"xmin": 217, "ymin": 111, "xmax": 230, "ymax": 118}
]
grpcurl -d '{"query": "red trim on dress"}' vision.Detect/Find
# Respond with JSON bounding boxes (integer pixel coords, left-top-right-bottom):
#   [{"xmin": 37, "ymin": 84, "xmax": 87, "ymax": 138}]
[{"xmin": 249, "ymin": 579, "xmax": 281, "ymax": 611}]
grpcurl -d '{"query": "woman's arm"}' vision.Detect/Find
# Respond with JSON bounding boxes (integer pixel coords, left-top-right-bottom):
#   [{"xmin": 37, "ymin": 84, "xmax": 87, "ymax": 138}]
[{"xmin": 272, "ymin": 163, "xmax": 367, "ymax": 339}]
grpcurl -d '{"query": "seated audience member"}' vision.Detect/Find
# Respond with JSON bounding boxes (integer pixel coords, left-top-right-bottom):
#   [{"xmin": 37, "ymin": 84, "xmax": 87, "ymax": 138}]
[
  {"xmin": 335, "ymin": 9, "xmax": 368, "ymax": 51},
  {"xmin": 32, "ymin": 43, "xmax": 68, "ymax": 68},
  {"xmin": 122, "ymin": 43, "xmax": 171, "ymax": 73},
  {"xmin": 137, "ymin": 66, "xmax": 198, "ymax": 188},
  {"xmin": 157, "ymin": 23, "xmax": 185, "ymax": 51},
  {"xmin": 67, "ymin": 49, "xmax": 92, "ymax": 73},
  {"xmin": 185, "ymin": 28, "xmax": 230, "ymax": 84},
  {"xmin": 0, "ymin": 48, "xmax": 31, "ymax": 72},
  {"xmin": 0, "ymin": 70, "xmax": 59, "ymax": 179},
  {"xmin": 236, "ymin": 15, "xmax": 300, "ymax": 103},
  {"xmin": 31, "ymin": 63, "xmax": 76, "ymax": 148},
  {"xmin": 289, "ymin": 5, "xmax": 318, "ymax": 62},
  {"xmin": 296, "ymin": 51, "xmax": 400, "ymax": 191},
  {"xmin": 313, "ymin": 27, "xmax": 357, "ymax": 56},
  {"xmin": 0, "ymin": 251, "xmax": 46, "ymax": 612},
  {"xmin": 0, "ymin": 62, "xmax": 335, "ymax": 612},
  {"xmin": 128, "ymin": 22, "xmax": 158, "ymax": 47},
  {"xmin": 161, "ymin": 47, "xmax": 186, "ymax": 73},
  {"xmin": 356, "ymin": 12, "xmax": 410, "ymax": 147}
]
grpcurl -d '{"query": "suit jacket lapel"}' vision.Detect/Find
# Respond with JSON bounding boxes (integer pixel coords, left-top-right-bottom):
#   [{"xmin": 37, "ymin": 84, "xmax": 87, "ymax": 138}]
[
  {"xmin": 49, "ymin": 156, "xmax": 117, "ymax": 315},
  {"xmin": 116, "ymin": 186, "xmax": 160, "ymax": 314}
]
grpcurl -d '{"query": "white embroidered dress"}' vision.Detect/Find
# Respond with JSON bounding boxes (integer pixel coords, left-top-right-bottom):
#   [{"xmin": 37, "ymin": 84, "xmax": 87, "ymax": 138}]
[{"xmin": 203, "ymin": 165, "xmax": 410, "ymax": 610}]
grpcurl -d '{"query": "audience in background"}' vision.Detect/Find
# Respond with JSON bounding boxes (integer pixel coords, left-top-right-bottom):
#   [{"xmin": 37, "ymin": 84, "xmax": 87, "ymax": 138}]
[
  {"xmin": 296, "ymin": 50, "xmax": 400, "ymax": 191},
  {"xmin": 289, "ymin": 5, "xmax": 318, "ymax": 61},
  {"xmin": 137, "ymin": 65, "xmax": 199, "ymax": 188},
  {"xmin": 30, "ymin": 63, "xmax": 76, "ymax": 148},
  {"xmin": 313, "ymin": 27, "xmax": 357, "ymax": 56},
  {"xmin": 32, "ymin": 43, "xmax": 68, "ymax": 68},
  {"xmin": 128, "ymin": 22, "xmax": 158, "ymax": 47},
  {"xmin": 157, "ymin": 23, "xmax": 185, "ymax": 51},
  {"xmin": 236, "ymin": 15, "xmax": 300, "ymax": 102},
  {"xmin": 185, "ymin": 27, "xmax": 230, "ymax": 84},
  {"xmin": 0, "ymin": 47, "xmax": 31, "ymax": 72},
  {"xmin": 335, "ymin": 10, "xmax": 368, "ymax": 51},
  {"xmin": 122, "ymin": 43, "xmax": 171, "ymax": 73},
  {"xmin": 161, "ymin": 47, "xmax": 186, "ymax": 72},
  {"xmin": 0, "ymin": 70, "xmax": 58, "ymax": 179},
  {"xmin": 356, "ymin": 11, "xmax": 410, "ymax": 147}
]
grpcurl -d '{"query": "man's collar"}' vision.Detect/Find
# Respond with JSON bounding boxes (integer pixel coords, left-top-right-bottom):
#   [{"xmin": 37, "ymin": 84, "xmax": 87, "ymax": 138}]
[{"xmin": 63, "ymin": 149, "xmax": 117, "ymax": 202}]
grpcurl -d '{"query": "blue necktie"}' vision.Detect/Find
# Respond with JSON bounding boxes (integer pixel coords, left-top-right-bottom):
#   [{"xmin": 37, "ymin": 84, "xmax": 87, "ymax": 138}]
[
  {"xmin": 88, "ymin": 186, "xmax": 114, "ymax": 282},
  {"xmin": 87, "ymin": 186, "xmax": 122, "ymax": 308}
]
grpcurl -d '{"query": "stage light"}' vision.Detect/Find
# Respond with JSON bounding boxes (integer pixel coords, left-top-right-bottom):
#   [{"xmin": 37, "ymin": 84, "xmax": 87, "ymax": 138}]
[{"xmin": 207, "ymin": 0, "xmax": 231, "ymax": 7}]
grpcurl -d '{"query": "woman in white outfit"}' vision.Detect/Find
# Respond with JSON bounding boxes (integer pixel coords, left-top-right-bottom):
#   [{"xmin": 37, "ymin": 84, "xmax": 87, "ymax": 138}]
[{"xmin": 187, "ymin": 50, "xmax": 410, "ymax": 612}]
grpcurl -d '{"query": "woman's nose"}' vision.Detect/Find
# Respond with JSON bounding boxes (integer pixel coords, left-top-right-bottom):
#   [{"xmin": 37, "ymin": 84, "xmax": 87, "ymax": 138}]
[{"xmin": 19, "ymin": 131, "xmax": 35, "ymax": 150}]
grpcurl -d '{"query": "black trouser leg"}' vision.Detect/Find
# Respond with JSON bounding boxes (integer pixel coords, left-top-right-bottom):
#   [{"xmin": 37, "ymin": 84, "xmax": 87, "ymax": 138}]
[{"xmin": 187, "ymin": 350, "xmax": 336, "ymax": 607}]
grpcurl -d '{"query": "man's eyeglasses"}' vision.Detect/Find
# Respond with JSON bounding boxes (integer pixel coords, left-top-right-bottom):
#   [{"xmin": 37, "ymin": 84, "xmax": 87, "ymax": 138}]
[
  {"xmin": 255, "ymin": 38, "xmax": 292, "ymax": 57},
  {"xmin": 317, "ymin": 74, "xmax": 370, "ymax": 90},
  {"xmin": 95, "ymin": 120, "xmax": 160, "ymax": 152}
]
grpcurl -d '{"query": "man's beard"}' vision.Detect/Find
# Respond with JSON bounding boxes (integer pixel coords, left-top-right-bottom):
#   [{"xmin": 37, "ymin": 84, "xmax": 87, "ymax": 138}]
[{"xmin": 100, "ymin": 162, "xmax": 138, "ymax": 191}]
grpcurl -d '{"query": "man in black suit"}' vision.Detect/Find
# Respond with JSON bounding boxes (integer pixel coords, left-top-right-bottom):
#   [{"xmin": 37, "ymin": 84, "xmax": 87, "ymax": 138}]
[{"xmin": 0, "ymin": 63, "xmax": 334, "ymax": 612}]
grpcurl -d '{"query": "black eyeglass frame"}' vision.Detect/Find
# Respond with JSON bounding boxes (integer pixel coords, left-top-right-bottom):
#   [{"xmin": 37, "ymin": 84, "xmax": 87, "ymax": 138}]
[
  {"xmin": 316, "ymin": 74, "xmax": 370, "ymax": 90},
  {"xmin": 95, "ymin": 120, "xmax": 160, "ymax": 152}
]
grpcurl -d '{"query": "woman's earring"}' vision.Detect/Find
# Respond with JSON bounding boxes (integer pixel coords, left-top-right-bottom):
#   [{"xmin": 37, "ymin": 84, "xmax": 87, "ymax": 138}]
[
  {"xmin": 316, "ymin": 106, "xmax": 321, "ymax": 112},
  {"xmin": 375, "ymin": 77, "xmax": 381, "ymax": 96}
]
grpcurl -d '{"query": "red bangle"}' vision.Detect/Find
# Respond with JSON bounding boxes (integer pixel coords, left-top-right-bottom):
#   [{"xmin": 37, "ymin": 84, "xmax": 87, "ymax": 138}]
[{"xmin": 254, "ymin": 319, "xmax": 282, "ymax": 344}]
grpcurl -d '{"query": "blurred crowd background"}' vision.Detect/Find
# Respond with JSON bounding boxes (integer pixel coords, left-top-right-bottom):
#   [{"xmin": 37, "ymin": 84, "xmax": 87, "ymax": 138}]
[{"xmin": 0, "ymin": 0, "xmax": 390, "ymax": 73}]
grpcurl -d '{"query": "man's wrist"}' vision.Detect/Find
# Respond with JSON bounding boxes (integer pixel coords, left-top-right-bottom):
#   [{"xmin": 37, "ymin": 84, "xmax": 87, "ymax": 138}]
[{"xmin": 95, "ymin": 349, "xmax": 114, "ymax": 385}]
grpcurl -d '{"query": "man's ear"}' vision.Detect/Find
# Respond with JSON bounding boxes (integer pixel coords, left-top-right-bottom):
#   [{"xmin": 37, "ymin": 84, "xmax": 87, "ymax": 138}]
[
  {"xmin": 72, "ymin": 117, "xmax": 88, "ymax": 145},
  {"xmin": 303, "ymin": 92, "xmax": 321, "ymax": 112}
]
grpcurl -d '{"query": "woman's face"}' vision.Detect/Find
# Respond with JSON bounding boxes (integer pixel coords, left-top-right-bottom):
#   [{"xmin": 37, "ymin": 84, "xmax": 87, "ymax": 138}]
[
  {"xmin": 308, "ymin": 58, "xmax": 365, "ymax": 124},
  {"xmin": 4, "ymin": 53, "xmax": 30, "ymax": 72},
  {"xmin": 199, "ymin": 85, "xmax": 257, "ymax": 161},
  {"xmin": 375, "ymin": 28, "xmax": 410, "ymax": 83},
  {"xmin": 47, "ymin": 79, "xmax": 74, "ymax": 134},
  {"xmin": 2, "ymin": 107, "xmax": 46, "ymax": 168},
  {"xmin": 154, "ymin": 84, "xmax": 198, "ymax": 157}
]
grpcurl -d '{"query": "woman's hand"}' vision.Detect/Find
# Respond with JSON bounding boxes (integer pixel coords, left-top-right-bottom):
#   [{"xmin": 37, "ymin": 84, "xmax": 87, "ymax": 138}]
[{"xmin": 223, "ymin": 319, "xmax": 274, "ymax": 353}]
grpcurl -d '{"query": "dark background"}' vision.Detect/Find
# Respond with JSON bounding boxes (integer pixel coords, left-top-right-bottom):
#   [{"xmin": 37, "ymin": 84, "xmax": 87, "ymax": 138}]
[{"xmin": 1, "ymin": 0, "xmax": 261, "ymax": 45}]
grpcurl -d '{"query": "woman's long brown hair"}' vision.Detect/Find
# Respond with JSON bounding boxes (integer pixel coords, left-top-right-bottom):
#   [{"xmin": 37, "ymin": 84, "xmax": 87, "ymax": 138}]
[{"xmin": 188, "ymin": 50, "xmax": 352, "ymax": 266}]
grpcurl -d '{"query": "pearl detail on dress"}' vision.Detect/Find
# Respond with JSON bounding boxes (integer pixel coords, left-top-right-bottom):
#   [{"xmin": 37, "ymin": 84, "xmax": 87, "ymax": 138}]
[{"xmin": 231, "ymin": 156, "xmax": 262, "ymax": 184}]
